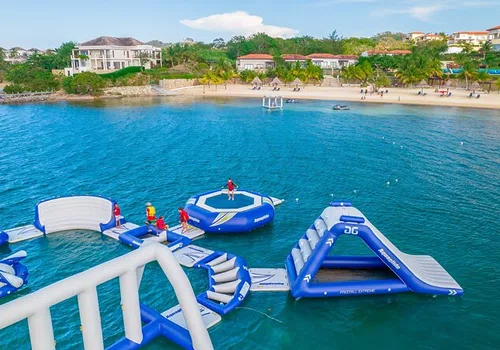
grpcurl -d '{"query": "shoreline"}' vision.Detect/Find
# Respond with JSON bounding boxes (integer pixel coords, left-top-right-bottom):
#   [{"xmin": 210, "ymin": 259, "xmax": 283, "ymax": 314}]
[
  {"xmin": 175, "ymin": 84, "xmax": 500, "ymax": 111},
  {"xmin": 2, "ymin": 84, "xmax": 500, "ymax": 110}
]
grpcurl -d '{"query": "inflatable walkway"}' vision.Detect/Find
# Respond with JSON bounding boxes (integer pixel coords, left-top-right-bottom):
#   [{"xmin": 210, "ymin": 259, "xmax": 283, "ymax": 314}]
[
  {"xmin": 0, "ymin": 251, "xmax": 29, "ymax": 298},
  {"xmin": 285, "ymin": 202, "xmax": 463, "ymax": 298}
]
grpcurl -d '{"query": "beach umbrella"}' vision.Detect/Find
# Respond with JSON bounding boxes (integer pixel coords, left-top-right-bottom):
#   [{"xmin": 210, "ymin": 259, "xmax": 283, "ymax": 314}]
[
  {"xmin": 270, "ymin": 77, "xmax": 283, "ymax": 86},
  {"xmin": 416, "ymin": 79, "xmax": 429, "ymax": 93},
  {"xmin": 292, "ymin": 78, "xmax": 303, "ymax": 88},
  {"xmin": 251, "ymin": 76, "xmax": 262, "ymax": 86},
  {"xmin": 471, "ymin": 81, "xmax": 480, "ymax": 92}
]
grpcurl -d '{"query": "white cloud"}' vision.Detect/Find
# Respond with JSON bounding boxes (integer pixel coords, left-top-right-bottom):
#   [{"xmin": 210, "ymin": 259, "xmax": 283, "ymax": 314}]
[{"xmin": 180, "ymin": 11, "xmax": 299, "ymax": 38}]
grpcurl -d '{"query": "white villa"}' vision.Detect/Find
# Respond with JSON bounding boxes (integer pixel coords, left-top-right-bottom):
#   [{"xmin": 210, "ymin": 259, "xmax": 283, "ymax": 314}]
[
  {"xmin": 65, "ymin": 36, "xmax": 162, "ymax": 76},
  {"xmin": 487, "ymin": 25, "xmax": 500, "ymax": 52},
  {"xmin": 281, "ymin": 54, "xmax": 308, "ymax": 66},
  {"xmin": 447, "ymin": 31, "xmax": 488, "ymax": 51},
  {"xmin": 236, "ymin": 54, "xmax": 275, "ymax": 72},
  {"xmin": 307, "ymin": 53, "xmax": 358, "ymax": 69}
]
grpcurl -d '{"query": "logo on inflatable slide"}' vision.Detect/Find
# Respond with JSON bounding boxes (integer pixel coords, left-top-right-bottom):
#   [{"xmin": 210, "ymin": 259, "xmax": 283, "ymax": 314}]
[
  {"xmin": 378, "ymin": 249, "xmax": 401, "ymax": 270},
  {"xmin": 254, "ymin": 214, "xmax": 270, "ymax": 223}
]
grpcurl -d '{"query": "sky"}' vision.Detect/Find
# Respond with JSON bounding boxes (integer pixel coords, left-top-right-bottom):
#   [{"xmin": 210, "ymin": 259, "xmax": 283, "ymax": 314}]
[{"xmin": 1, "ymin": 0, "xmax": 499, "ymax": 49}]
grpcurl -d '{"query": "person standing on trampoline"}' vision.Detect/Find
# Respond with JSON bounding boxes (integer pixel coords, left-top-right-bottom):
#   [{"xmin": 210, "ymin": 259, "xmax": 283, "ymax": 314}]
[
  {"xmin": 224, "ymin": 178, "xmax": 238, "ymax": 200},
  {"xmin": 178, "ymin": 207, "xmax": 189, "ymax": 233}
]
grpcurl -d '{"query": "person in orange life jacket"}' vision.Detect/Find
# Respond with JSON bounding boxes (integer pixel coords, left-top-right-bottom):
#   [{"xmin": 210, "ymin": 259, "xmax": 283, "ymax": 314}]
[
  {"xmin": 178, "ymin": 207, "xmax": 189, "ymax": 233},
  {"xmin": 145, "ymin": 202, "xmax": 156, "ymax": 225},
  {"xmin": 114, "ymin": 203, "xmax": 121, "ymax": 228},
  {"xmin": 223, "ymin": 178, "xmax": 238, "ymax": 200}
]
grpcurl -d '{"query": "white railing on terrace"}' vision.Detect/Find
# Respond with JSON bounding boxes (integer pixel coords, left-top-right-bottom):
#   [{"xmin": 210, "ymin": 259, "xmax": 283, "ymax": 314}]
[{"xmin": 0, "ymin": 242, "xmax": 213, "ymax": 350}]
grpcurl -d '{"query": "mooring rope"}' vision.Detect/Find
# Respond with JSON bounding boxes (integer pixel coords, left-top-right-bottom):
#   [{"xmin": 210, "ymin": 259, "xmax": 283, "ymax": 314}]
[{"xmin": 236, "ymin": 307, "xmax": 284, "ymax": 324}]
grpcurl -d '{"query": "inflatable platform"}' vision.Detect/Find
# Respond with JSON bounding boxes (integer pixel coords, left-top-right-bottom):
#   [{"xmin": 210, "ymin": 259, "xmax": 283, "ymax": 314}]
[
  {"xmin": 0, "ymin": 251, "xmax": 29, "ymax": 298},
  {"xmin": 184, "ymin": 189, "xmax": 282, "ymax": 233},
  {"xmin": 285, "ymin": 202, "xmax": 463, "ymax": 298}
]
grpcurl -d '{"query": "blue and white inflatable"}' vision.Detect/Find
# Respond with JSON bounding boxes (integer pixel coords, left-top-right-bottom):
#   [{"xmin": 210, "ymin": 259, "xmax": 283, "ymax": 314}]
[
  {"xmin": 0, "ymin": 251, "xmax": 29, "ymax": 298},
  {"xmin": 184, "ymin": 189, "xmax": 275, "ymax": 233},
  {"xmin": 194, "ymin": 251, "xmax": 251, "ymax": 314},
  {"xmin": 118, "ymin": 225, "xmax": 191, "ymax": 251},
  {"xmin": 285, "ymin": 202, "xmax": 463, "ymax": 298}
]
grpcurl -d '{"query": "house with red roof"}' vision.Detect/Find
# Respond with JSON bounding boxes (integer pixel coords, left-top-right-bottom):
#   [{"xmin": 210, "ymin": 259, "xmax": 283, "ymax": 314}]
[
  {"xmin": 236, "ymin": 54, "xmax": 275, "ymax": 72},
  {"xmin": 447, "ymin": 31, "xmax": 488, "ymax": 51},
  {"xmin": 486, "ymin": 25, "xmax": 500, "ymax": 52}
]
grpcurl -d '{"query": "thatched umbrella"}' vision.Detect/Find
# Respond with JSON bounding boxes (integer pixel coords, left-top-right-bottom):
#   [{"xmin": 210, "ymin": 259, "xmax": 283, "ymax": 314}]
[
  {"xmin": 416, "ymin": 79, "xmax": 429, "ymax": 93},
  {"xmin": 471, "ymin": 81, "xmax": 480, "ymax": 93},
  {"xmin": 270, "ymin": 77, "xmax": 283, "ymax": 86},
  {"xmin": 292, "ymin": 78, "xmax": 303, "ymax": 88},
  {"xmin": 251, "ymin": 76, "xmax": 262, "ymax": 86}
]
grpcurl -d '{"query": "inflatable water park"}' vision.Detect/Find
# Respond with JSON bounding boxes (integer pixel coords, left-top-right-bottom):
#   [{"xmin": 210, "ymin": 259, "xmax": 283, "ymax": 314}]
[{"xmin": 0, "ymin": 192, "xmax": 463, "ymax": 350}]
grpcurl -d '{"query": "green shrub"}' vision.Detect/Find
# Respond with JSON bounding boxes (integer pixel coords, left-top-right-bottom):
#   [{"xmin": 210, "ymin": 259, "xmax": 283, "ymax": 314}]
[
  {"xmin": 3, "ymin": 84, "xmax": 27, "ymax": 94},
  {"xmin": 99, "ymin": 66, "xmax": 144, "ymax": 80},
  {"xmin": 63, "ymin": 72, "xmax": 106, "ymax": 95}
]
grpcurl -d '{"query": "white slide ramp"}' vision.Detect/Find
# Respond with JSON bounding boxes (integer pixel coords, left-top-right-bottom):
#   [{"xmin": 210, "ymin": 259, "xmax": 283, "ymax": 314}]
[{"xmin": 36, "ymin": 196, "xmax": 114, "ymax": 234}]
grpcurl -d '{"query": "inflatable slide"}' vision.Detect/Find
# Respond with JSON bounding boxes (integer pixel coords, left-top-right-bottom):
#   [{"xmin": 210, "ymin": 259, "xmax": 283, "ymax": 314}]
[{"xmin": 285, "ymin": 202, "xmax": 463, "ymax": 298}]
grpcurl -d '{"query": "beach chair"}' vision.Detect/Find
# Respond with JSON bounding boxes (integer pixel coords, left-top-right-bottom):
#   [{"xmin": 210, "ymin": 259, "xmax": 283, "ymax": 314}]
[
  {"xmin": 277, "ymin": 87, "xmax": 280, "ymax": 91},
  {"xmin": 293, "ymin": 88, "xmax": 297, "ymax": 92},
  {"xmin": 468, "ymin": 93, "xmax": 473, "ymax": 98},
  {"xmin": 360, "ymin": 89, "xmax": 364, "ymax": 94},
  {"xmin": 297, "ymin": 88, "xmax": 301, "ymax": 92},
  {"xmin": 417, "ymin": 91, "xmax": 421, "ymax": 95},
  {"xmin": 252, "ymin": 86, "xmax": 256, "ymax": 90},
  {"xmin": 448, "ymin": 92, "xmax": 452, "ymax": 97},
  {"xmin": 257, "ymin": 86, "xmax": 261, "ymax": 90},
  {"xmin": 477, "ymin": 94, "xmax": 480, "ymax": 99}
]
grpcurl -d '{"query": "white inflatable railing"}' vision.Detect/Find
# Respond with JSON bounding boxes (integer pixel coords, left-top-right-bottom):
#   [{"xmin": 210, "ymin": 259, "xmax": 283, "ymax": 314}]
[
  {"xmin": 35, "ymin": 196, "xmax": 114, "ymax": 234},
  {"xmin": 0, "ymin": 243, "xmax": 213, "ymax": 350}
]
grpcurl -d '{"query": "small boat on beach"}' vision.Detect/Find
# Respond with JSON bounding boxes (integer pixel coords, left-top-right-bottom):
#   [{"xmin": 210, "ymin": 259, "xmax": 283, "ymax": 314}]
[{"xmin": 333, "ymin": 104, "xmax": 350, "ymax": 111}]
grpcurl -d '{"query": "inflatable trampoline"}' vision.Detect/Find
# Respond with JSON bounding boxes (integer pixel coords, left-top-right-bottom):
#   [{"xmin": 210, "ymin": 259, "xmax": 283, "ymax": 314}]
[{"xmin": 184, "ymin": 189, "xmax": 276, "ymax": 233}]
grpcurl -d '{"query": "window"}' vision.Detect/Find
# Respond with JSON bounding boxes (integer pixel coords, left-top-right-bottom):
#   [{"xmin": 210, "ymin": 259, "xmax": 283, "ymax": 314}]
[{"xmin": 244, "ymin": 64, "xmax": 254, "ymax": 70}]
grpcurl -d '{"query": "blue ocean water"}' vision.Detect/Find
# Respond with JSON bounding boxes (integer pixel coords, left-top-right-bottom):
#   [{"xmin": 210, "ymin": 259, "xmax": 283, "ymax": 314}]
[{"xmin": 0, "ymin": 97, "xmax": 499, "ymax": 349}]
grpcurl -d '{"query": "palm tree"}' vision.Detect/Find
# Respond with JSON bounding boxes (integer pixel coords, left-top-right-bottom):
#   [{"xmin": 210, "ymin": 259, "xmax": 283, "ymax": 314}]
[
  {"xmin": 457, "ymin": 59, "xmax": 478, "ymax": 90},
  {"xmin": 496, "ymin": 78, "xmax": 500, "ymax": 94},
  {"xmin": 480, "ymin": 41, "xmax": 493, "ymax": 60}
]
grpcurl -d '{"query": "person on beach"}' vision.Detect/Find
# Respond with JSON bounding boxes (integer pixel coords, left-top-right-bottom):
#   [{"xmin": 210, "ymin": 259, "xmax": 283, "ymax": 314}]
[
  {"xmin": 224, "ymin": 178, "xmax": 238, "ymax": 200},
  {"xmin": 178, "ymin": 207, "xmax": 189, "ymax": 233},
  {"xmin": 114, "ymin": 203, "xmax": 121, "ymax": 227},
  {"xmin": 156, "ymin": 216, "xmax": 168, "ymax": 234},
  {"xmin": 145, "ymin": 202, "xmax": 156, "ymax": 225}
]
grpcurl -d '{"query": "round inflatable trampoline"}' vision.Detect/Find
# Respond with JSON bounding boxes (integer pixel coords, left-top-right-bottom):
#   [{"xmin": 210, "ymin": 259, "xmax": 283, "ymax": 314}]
[{"xmin": 184, "ymin": 189, "xmax": 275, "ymax": 233}]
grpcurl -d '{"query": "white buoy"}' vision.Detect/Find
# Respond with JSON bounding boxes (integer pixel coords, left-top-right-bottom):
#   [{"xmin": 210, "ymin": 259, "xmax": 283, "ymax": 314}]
[
  {"xmin": 353, "ymin": 190, "xmax": 357, "ymax": 194},
  {"xmin": 382, "ymin": 136, "xmax": 385, "ymax": 139},
  {"xmin": 395, "ymin": 179, "xmax": 398, "ymax": 183},
  {"xmin": 387, "ymin": 181, "xmax": 390, "ymax": 186},
  {"xmin": 295, "ymin": 198, "xmax": 299, "ymax": 202},
  {"xmin": 330, "ymin": 194, "xmax": 334, "ymax": 197},
  {"xmin": 460, "ymin": 141, "xmax": 464, "ymax": 145},
  {"xmin": 392, "ymin": 142, "xmax": 396, "ymax": 145},
  {"xmin": 400, "ymin": 146, "xmax": 403, "ymax": 149}
]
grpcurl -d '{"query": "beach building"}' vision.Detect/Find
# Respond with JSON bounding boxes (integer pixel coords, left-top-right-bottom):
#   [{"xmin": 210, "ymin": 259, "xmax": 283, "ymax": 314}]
[
  {"xmin": 2, "ymin": 47, "xmax": 39, "ymax": 63},
  {"xmin": 281, "ymin": 54, "xmax": 308, "ymax": 67},
  {"xmin": 361, "ymin": 50, "xmax": 412, "ymax": 57},
  {"xmin": 65, "ymin": 36, "xmax": 162, "ymax": 76},
  {"xmin": 447, "ymin": 31, "xmax": 488, "ymax": 51},
  {"xmin": 236, "ymin": 54, "xmax": 275, "ymax": 72},
  {"xmin": 409, "ymin": 32, "xmax": 425, "ymax": 41},
  {"xmin": 307, "ymin": 53, "xmax": 358, "ymax": 70},
  {"xmin": 487, "ymin": 25, "xmax": 500, "ymax": 51}
]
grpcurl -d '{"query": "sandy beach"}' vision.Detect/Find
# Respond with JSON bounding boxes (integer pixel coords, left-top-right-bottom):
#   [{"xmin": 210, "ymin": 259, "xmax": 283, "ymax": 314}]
[{"xmin": 177, "ymin": 84, "xmax": 500, "ymax": 110}]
